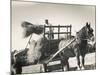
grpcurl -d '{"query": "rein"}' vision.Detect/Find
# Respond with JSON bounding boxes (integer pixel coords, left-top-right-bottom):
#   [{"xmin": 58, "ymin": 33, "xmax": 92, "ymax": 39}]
[{"xmin": 80, "ymin": 38, "xmax": 92, "ymax": 42}]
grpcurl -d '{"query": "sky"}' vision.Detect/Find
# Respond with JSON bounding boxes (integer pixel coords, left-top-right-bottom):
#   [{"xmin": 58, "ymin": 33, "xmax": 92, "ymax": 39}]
[{"xmin": 12, "ymin": 1, "xmax": 96, "ymax": 51}]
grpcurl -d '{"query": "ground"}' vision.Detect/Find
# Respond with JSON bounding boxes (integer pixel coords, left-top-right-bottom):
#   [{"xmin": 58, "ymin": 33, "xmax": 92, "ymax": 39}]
[{"xmin": 22, "ymin": 52, "xmax": 96, "ymax": 74}]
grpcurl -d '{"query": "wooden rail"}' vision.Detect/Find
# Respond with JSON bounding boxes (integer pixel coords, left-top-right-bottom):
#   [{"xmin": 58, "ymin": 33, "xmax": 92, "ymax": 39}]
[{"xmin": 44, "ymin": 25, "xmax": 72, "ymax": 40}]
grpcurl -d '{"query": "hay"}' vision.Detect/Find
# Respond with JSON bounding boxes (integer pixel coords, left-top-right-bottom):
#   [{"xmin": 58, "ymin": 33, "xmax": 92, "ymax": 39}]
[{"xmin": 21, "ymin": 21, "xmax": 44, "ymax": 38}]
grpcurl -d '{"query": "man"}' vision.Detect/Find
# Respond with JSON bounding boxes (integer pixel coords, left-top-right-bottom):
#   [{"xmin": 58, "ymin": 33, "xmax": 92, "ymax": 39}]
[{"xmin": 45, "ymin": 19, "xmax": 54, "ymax": 39}]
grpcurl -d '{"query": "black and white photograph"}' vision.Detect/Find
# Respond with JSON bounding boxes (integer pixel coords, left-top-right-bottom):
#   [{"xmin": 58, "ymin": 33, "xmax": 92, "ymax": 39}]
[{"xmin": 11, "ymin": 0, "xmax": 96, "ymax": 75}]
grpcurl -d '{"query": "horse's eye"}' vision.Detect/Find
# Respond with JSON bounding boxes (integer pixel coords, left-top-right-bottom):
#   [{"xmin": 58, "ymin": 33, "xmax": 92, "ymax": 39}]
[{"xmin": 88, "ymin": 28, "xmax": 93, "ymax": 33}]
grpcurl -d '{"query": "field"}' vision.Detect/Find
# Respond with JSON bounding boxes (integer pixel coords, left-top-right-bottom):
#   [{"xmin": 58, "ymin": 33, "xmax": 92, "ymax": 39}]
[{"xmin": 22, "ymin": 52, "xmax": 96, "ymax": 74}]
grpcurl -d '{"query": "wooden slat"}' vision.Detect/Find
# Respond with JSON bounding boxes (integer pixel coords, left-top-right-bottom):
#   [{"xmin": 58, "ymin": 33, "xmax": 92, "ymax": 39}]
[
  {"xmin": 45, "ymin": 25, "xmax": 71, "ymax": 28},
  {"xmin": 45, "ymin": 32, "xmax": 71, "ymax": 34},
  {"xmin": 47, "ymin": 64, "xmax": 62, "ymax": 71},
  {"xmin": 70, "ymin": 25, "xmax": 72, "ymax": 38},
  {"xmin": 58, "ymin": 25, "xmax": 60, "ymax": 39},
  {"xmin": 44, "ymin": 25, "xmax": 45, "ymax": 39}
]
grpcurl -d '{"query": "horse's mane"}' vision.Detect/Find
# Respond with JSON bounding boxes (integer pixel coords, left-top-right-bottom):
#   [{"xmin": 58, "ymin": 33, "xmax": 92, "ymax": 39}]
[
  {"xmin": 76, "ymin": 26, "xmax": 88, "ymax": 40},
  {"xmin": 21, "ymin": 21, "xmax": 44, "ymax": 38}
]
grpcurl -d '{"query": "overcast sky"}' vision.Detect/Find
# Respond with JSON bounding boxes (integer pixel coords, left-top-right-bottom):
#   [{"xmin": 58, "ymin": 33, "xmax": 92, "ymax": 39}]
[{"xmin": 12, "ymin": 1, "xmax": 95, "ymax": 51}]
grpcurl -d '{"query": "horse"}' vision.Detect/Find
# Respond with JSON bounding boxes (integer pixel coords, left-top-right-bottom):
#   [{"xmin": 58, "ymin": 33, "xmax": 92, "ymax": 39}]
[
  {"xmin": 12, "ymin": 21, "xmax": 60, "ymax": 74},
  {"xmin": 58, "ymin": 22, "xmax": 94, "ymax": 71}
]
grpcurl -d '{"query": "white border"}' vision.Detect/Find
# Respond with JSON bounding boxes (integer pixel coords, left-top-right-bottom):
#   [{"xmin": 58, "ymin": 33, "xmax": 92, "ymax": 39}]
[
  {"xmin": 14, "ymin": 0, "xmax": 96, "ymax": 5},
  {"xmin": 0, "ymin": 0, "xmax": 99, "ymax": 75}
]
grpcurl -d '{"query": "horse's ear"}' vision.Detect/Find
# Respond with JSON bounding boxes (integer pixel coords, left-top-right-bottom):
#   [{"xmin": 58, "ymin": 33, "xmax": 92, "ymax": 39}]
[
  {"xmin": 86, "ymin": 22, "xmax": 90, "ymax": 28},
  {"xmin": 89, "ymin": 23, "xmax": 91, "ymax": 27},
  {"xmin": 86, "ymin": 22, "xmax": 88, "ymax": 26}
]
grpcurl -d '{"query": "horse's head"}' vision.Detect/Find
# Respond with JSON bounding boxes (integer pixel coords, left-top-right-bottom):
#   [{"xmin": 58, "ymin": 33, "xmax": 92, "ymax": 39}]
[{"xmin": 86, "ymin": 22, "xmax": 94, "ymax": 41}]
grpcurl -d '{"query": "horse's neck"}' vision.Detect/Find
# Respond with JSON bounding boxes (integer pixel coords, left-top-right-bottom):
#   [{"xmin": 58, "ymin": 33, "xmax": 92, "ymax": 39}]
[{"xmin": 77, "ymin": 26, "xmax": 88, "ymax": 40}]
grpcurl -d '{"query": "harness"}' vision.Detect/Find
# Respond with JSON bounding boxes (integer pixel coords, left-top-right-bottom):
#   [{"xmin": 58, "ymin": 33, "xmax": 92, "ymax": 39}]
[{"xmin": 25, "ymin": 34, "xmax": 33, "ymax": 49}]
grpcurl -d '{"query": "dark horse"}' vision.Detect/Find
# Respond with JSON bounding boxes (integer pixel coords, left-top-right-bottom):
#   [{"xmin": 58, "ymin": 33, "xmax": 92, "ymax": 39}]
[{"xmin": 59, "ymin": 22, "xmax": 94, "ymax": 71}]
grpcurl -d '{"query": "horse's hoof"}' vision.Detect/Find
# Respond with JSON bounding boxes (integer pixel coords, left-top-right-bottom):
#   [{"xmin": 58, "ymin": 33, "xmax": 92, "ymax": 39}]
[
  {"xmin": 77, "ymin": 67, "xmax": 81, "ymax": 70},
  {"xmin": 81, "ymin": 67, "xmax": 85, "ymax": 70}
]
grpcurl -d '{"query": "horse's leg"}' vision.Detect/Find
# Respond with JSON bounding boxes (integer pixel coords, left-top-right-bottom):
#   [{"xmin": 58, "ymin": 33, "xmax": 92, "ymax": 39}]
[
  {"xmin": 59, "ymin": 52, "xmax": 64, "ymax": 71},
  {"xmin": 77, "ymin": 55, "xmax": 81, "ymax": 70},
  {"xmin": 39, "ymin": 64, "xmax": 44, "ymax": 73},
  {"xmin": 15, "ymin": 63, "xmax": 22, "ymax": 74},
  {"xmin": 63, "ymin": 58, "xmax": 69, "ymax": 71},
  {"xmin": 15, "ymin": 66, "xmax": 22, "ymax": 74},
  {"xmin": 61, "ymin": 58, "xmax": 69, "ymax": 71},
  {"xmin": 81, "ymin": 54, "xmax": 85, "ymax": 70},
  {"xmin": 11, "ymin": 65, "xmax": 16, "ymax": 75},
  {"xmin": 60, "ymin": 52, "xmax": 69, "ymax": 71},
  {"xmin": 75, "ymin": 49, "xmax": 81, "ymax": 70}
]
